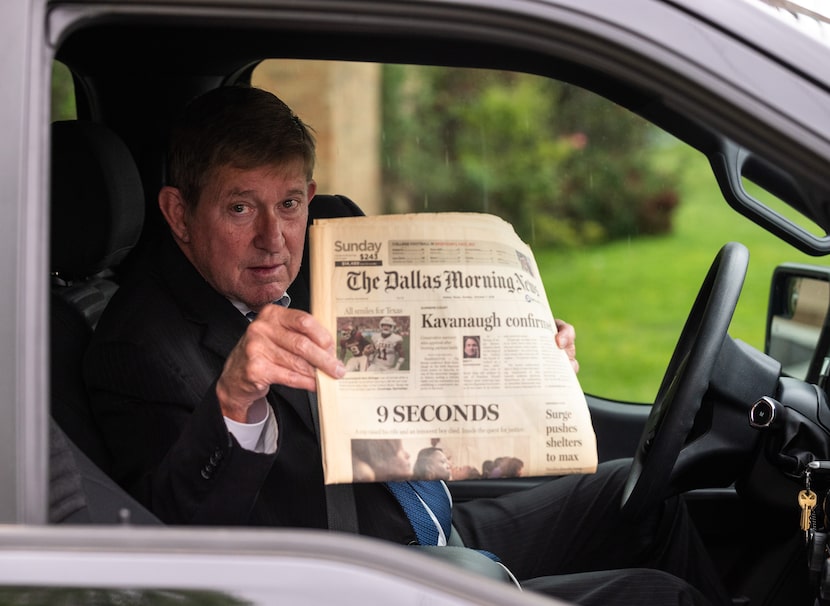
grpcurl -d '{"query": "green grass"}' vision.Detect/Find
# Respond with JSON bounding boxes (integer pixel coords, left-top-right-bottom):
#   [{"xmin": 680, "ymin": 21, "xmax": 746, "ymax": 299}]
[{"xmin": 536, "ymin": 143, "xmax": 820, "ymax": 403}]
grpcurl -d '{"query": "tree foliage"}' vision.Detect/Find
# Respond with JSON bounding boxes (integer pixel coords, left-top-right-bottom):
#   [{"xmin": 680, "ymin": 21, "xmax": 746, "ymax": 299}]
[
  {"xmin": 51, "ymin": 62, "xmax": 76, "ymax": 121},
  {"xmin": 381, "ymin": 65, "xmax": 680, "ymax": 248}
]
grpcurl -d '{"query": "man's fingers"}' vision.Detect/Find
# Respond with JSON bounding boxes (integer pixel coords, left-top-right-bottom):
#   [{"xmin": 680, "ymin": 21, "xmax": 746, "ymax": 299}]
[
  {"xmin": 554, "ymin": 318, "xmax": 576, "ymax": 349},
  {"xmin": 248, "ymin": 308, "xmax": 345, "ymax": 379},
  {"xmin": 554, "ymin": 318, "xmax": 579, "ymax": 374},
  {"xmin": 246, "ymin": 332, "xmax": 343, "ymax": 384},
  {"xmin": 257, "ymin": 305, "xmax": 335, "ymax": 351},
  {"xmin": 217, "ymin": 307, "xmax": 346, "ymax": 418}
]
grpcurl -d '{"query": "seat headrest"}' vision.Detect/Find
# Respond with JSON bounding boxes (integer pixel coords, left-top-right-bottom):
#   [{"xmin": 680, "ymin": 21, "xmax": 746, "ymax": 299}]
[{"xmin": 51, "ymin": 121, "xmax": 145, "ymax": 281}]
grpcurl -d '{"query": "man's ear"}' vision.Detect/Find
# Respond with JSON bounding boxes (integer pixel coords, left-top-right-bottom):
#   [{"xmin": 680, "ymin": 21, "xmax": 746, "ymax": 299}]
[
  {"xmin": 158, "ymin": 186, "xmax": 190, "ymax": 243},
  {"xmin": 307, "ymin": 180, "xmax": 317, "ymax": 204}
]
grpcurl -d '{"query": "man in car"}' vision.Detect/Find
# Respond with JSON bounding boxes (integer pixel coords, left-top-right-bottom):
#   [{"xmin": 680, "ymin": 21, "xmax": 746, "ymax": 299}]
[{"xmin": 84, "ymin": 85, "xmax": 730, "ymax": 606}]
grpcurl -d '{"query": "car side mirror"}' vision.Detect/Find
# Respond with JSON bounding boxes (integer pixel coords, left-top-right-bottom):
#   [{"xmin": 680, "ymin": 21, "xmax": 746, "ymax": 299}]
[{"xmin": 766, "ymin": 263, "xmax": 830, "ymax": 384}]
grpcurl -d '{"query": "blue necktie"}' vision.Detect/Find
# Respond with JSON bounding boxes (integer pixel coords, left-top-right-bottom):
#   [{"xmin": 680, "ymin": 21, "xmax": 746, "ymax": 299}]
[
  {"xmin": 387, "ymin": 481, "xmax": 501, "ymax": 562},
  {"xmin": 386, "ymin": 480, "xmax": 452, "ymax": 545},
  {"xmin": 245, "ymin": 295, "xmax": 291, "ymax": 321}
]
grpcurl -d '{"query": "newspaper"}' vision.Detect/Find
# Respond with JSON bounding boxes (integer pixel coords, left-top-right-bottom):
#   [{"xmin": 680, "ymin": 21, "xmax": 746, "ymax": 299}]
[{"xmin": 310, "ymin": 212, "xmax": 597, "ymax": 485}]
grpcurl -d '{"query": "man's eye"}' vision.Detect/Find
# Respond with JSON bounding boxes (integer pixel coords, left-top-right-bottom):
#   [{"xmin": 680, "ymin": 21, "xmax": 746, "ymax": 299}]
[
  {"xmin": 282, "ymin": 199, "xmax": 300, "ymax": 210},
  {"xmin": 231, "ymin": 203, "xmax": 246, "ymax": 213}
]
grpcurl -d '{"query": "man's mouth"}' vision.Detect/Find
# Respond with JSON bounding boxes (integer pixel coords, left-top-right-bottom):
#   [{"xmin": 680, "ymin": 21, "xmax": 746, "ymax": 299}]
[{"xmin": 248, "ymin": 263, "xmax": 287, "ymax": 279}]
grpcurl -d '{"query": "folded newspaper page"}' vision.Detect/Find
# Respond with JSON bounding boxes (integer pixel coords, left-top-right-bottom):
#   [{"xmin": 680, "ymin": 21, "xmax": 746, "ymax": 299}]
[{"xmin": 310, "ymin": 212, "xmax": 597, "ymax": 485}]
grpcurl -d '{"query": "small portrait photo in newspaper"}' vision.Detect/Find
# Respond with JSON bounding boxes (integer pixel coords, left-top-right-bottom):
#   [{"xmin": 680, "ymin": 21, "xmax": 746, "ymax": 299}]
[{"xmin": 462, "ymin": 335, "xmax": 481, "ymax": 359}]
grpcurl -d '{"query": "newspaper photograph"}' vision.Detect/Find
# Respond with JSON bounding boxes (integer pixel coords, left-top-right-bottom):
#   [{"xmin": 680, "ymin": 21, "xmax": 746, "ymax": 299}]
[{"xmin": 310, "ymin": 212, "xmax": 597, "ymax": 485}]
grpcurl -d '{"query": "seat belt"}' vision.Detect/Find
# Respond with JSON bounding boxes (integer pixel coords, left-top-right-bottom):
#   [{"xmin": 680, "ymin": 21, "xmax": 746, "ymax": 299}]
[{"xmin": 308, "ymin": 391, "xmax": 360, "ymax": 533}]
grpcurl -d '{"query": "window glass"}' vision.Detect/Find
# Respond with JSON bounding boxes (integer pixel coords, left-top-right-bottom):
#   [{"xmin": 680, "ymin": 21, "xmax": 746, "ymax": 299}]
[
  {"xmin": 51, "ymin": 61, "xmax": 76, "ymax": 121},
  {"xmin": 253, "ymin": 60, "xmax": 816, "ymax": 403}
]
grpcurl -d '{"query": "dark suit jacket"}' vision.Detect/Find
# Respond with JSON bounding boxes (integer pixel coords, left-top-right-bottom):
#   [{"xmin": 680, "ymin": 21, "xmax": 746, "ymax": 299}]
[{"xmin": 83, "ymin": 195, "xmax": 415, "ymax": 542}]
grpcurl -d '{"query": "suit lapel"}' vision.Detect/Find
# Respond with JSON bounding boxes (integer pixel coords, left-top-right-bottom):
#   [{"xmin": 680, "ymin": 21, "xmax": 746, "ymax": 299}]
[{"xmin": 157, "ymin": 233, "xmax": 317, "ymax": 434}]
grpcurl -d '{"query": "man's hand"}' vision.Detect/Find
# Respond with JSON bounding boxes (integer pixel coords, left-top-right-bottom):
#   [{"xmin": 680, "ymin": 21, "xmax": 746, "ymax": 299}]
[
  {"xmin": 554, "ymin": 318, "xmax": 579, "ymax": 374},
  {"xmin": 216, "ymin": 305, "xmax": 345, "ymax": 422}
]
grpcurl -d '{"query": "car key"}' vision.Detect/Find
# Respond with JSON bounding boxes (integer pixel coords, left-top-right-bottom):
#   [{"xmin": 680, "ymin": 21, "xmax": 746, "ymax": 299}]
[{"xmin": 801, "ymin": 489, "xmax": 818, "ymax": 533}]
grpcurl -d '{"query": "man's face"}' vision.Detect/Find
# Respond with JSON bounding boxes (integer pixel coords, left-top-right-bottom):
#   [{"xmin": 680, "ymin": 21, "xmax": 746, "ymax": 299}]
[
  {"xmin": 380, "ymin": 322, "xmax": 394, "ymax": 336},
  {"xmin": 179, "ymin": 161, "xmax": 315, "ymax": 310},
  {"xmin": 464, "ymin": 338, "xmax": 479, "ymax": 357}
]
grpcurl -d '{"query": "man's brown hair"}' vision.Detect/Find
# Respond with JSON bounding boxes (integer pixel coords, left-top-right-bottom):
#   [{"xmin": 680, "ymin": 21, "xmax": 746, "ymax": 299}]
[{"xmin": 166, "ymin": 85, "xmax": 316, "ymax": 206}]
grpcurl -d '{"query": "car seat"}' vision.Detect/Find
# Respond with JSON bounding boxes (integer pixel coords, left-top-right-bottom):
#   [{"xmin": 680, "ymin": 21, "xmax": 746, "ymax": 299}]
[
  {"xmin": 49, "ymin": 120, "xmax": 159, "ymax": 524},
  {"xmin": 50, "ymin": 119, "xmax": 146, "ymax": 473},
  {"xmin": 288, "ymin": 193, "xmax": 366, "ymax": 312}
]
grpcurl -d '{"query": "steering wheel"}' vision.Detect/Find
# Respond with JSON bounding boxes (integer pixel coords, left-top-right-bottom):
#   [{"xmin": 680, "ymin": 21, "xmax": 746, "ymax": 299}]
[{"xmin": 620, "ymin": 241, "xmax": 749, "ymax": 519}]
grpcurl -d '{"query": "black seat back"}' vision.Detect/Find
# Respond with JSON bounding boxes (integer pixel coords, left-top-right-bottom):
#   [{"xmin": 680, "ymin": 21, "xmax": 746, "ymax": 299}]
[
  {"xmin": 49, "ymin": 120, "xmax": 162, "ymax": 524},
  {"xmin": 287, "ymin": 193, "xmax": 365, "ymax": 312},
  {"xmin": 50, "ymin": 120, "xmax": 145, "ymax": 474}
]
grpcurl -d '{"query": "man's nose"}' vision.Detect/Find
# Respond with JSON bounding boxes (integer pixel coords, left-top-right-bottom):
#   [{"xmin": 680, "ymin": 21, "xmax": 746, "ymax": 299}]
[{"xmin": 254, "ymin": 211, "xmax": 286, "ymax": 251}]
